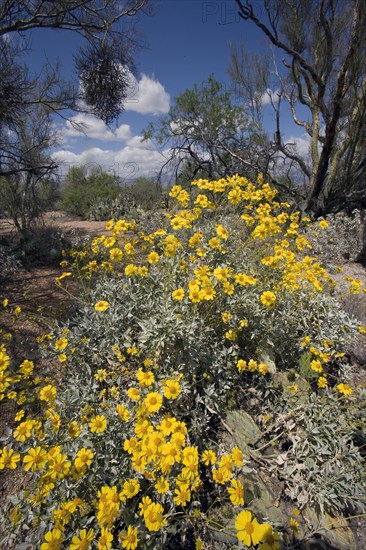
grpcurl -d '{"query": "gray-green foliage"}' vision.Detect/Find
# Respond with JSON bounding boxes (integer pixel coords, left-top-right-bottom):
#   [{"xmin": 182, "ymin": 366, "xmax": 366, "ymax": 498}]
[{"xmin": 269, "ymin": 392, "xmax": 366, "ymax": 515}]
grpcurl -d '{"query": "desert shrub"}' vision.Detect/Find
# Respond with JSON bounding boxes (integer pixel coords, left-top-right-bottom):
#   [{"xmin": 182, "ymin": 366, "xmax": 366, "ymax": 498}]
[
  {"xmin": 128, "ymin": 177, "xmax": 162, "ymax": 211},
  {"xmin": 88, "ymin": 191, "xmax": 136, "ymax": 221},
  {"xmin": 18, "ymin": 226, "xmax": 72, "ymax": 266},
  {"xmin": 61, "ymin": 166, "xmax": 121, "ymax": 218},
  {"xmin": 0, "ymin": 244, "xmax": 21, "ymax": 284},
  {"xmin": 0, "ymin": 174, "xmax": 364, "ymax": 549},
  {"xmin": 305, "ymin": 209, "xmax": 364, "ymax": 262}
]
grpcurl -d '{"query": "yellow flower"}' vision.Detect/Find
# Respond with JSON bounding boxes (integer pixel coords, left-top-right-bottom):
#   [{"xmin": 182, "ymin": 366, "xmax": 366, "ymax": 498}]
[
  {"xmin": 174, "ymin": 483, "xmax": 191, "ymax": 506},
  {"xmin": 235, "ymin": 510, "xmax": 267, "ymax": 546},
  {"xmin": 40, "ymin": 528, "xmax": 63, "ymax": 550},
  {"xmin": 231, "ymin": 446, "xmax": 244, "ymax": 467},
  {"xmin": 105, "ymin": 218, "xmax": 114, "ymax": 231},
  {"xmin": 319, "ymin": 220, "xmax": 329, "ymax": 228},
  {"xmin": 18, "ymin": 359, "xmax": 33, "ymax": 376},
  {"xmin": 259, "ymin": 526, "xmax": 281, "ymax": 550},
  {"xmin": 228, "ymin": 478, "xmax": 245, "ymax": 506},
  {"xmin": 225, "ymin": 330, "xmax": 237, "ymax": 341},
  {"xmin": 172, "ymin": 288, "xmax": 185, "ymax": 300},
  {"xmin": 155, "ymin": 477, "xmax": 169, "ymax": 494},
  {"xmin": 144, "ymin": 392, "xmax": 163, "ymax": 414},
  {"xmin": 163, "ymin": 379, "xmax": 181, "ymax": 399},
  {"xmin": 14, "ymin": 409, "xmax": 25, "ymax": 422},
  {"xmin": 94, "ymin": 301, "xmax": 109, "ymax": 312},
  {"xmin": 109, "ymin": 247, "xmax": 123, "ymax": 262},
  {"xmin": 13, "ymin": 420, "xmax": 33, "ymax": 441},
  {"xmin": 358, "ymin": 325, "xmax": 366, "ymax": 334},
  {"xmin": 300, "ymin": 336, "xmax": 311, "ymax": 347},
  {"xmin": 75, "ymin": 448, "xmax": 94, "ymax": 470},
  {"xmin": 212, "ymin": 466, "xmax": 231, "ymax": 484},
  {"xmin": 237, "ymin": 359, "xmax": 247, "ymax": 373},
  {"xmin": 289, "ymin": 517, "xmax": 299, "ymax": 534},
  {"xmin": 116, "ymin": 404, "xmax": 131, "ymax": 421},
  {"xmin": 147, "ymin": 251, "xmax": 160, "ymax": 264},
  {"xmin": 3, "ymin": 298, "xmax": 9, "ymax": 307},
  {"xmin": 70, "ymin": 528, "xmax": 95, "ymax": 550},
  {"xmin": 39, "ymin": 384, "xmax": 57, "ymax": 403},
  {"xmin": 202, "ymin": 449, "xmax": 217, "ymax": 466},
  {"xmin": 143, "ymin": 502, "xmax": 168, "ymax": 532},
  {"xmin": 258, "ymin": 363, "xmax": 269, "ymax": 375},
  {"xmin": 89, "ymin": 415, "xmax": 107, "ymax": 434},
  {"xmin": 136, "ymin": 369, "xmax": 155, "ymax": 387},
  {"xmin": 23, "ymin": 446, "xmax": 48, "ymax": 472},
  {"xmin": 127, "ymin": 387, "xmax": 141, "ymax": 401},
  {"xmin": 216, "ymin": 224, "xmax": 229, "ymax": 239},
  {"xmin": 317, "ymin": 376, "xmax": 327, "ymax": 389},
  {"xmin": 0, "ymin": 447, "xmax": 21, "ymax": 469},
  {"xmin": 120, "ymin": 526, "xmax": 139, "ymax": 550},
  {"xmin": 68, "ymin": 421, "xmax": 82, "ymax": 438},
  {"xmin": 337, "ymin": 383, "xmax": 353, "ymax": 396},
  {"xmin": 122, "ymin": 478, "xmax": 140, "ymax": 499},
  {"xmin": 55, "ymin": 337, "xmax": 68, "ymax": 352},
  {"xmin": 221, "ymin": 311, "xmax": 232, "ymax": 323},
  {"xmin": 310, "ymin": 359, "xmax": 323, "ymax": 373},
  {"xmin": 125, "ymin": 264, "xmax": 138, "ymax": 276},
  {"xmin": 98, "ymin": 527, "xmax": 113, "ymax": 550},
  {"xmin": 260, "ymin": 291, "xmax": 276, "ymax": 308}
]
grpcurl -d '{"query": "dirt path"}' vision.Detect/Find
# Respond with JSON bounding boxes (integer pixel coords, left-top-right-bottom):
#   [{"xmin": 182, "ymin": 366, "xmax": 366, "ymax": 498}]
[{"xmin": 0, "ymin": 210, "xmax": 109, "ymax": 238}]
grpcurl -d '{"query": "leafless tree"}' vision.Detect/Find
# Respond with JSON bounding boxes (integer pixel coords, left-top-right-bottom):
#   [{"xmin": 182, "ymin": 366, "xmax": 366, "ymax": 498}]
[{"xmin": 233, "ymin": 0, "xmax": 366, "ymax": 216}]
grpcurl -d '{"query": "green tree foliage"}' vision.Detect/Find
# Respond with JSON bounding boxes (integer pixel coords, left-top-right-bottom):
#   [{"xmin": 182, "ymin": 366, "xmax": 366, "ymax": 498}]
[
  {"xmin": 128, "ymin": 176, "xmax": 162, "ymax": 210},
  {"xmin": 61, "ymin": 166, "xmax": 122, "ymax": 218},
  {"xmin": 143, "ymin": 75, "xmax": 269, "ymax": 184}
]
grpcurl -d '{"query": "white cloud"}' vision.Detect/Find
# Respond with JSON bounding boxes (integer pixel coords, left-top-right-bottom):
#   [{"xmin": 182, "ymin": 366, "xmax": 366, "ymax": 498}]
[
  {"xmin": 64, "ymin": 114, "xmax": 116, "ymax": 141},
  {"xmin": 285, "ymin": 134, "xmax": 311, "ymax": 158},
  {"xmin": 253, "ymin": 88, "xmax": 280, "ymax": 107},
  {"xmin": 124, "ymin": 73, "xmax": 170, "ymax": 115},
  {"xmin": 115, "ymin": 124, "xmax": 132, "ymax": 141},
  {"xmin": 62, "ymin": 114, "xmax": 135, "ymax": 144},
  {"xmin": 52, "ymin": 144, "xmax": 169, "ymax": 181}
]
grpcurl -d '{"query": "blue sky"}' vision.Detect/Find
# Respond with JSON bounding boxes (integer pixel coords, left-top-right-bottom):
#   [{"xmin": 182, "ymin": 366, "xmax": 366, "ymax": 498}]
[{"xmin": 25, "ymin": 0, "xmax": 308, "ymax": 183}]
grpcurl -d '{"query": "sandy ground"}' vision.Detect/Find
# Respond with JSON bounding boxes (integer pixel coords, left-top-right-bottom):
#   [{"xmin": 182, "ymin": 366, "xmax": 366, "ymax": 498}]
[{"xmin": 0, "ymin": 211, "xmax": 110, "ymax": 238}]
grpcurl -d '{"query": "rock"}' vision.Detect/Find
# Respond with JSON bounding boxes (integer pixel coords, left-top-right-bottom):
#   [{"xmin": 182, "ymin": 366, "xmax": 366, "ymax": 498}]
[
  {"xmin": 302, "ymin": 506, "xmax": 357, "ymax": 550},
  {"xmin": 225, "ymin": 410, "xmax": 263, "ymax": 455},
  {"xmin": 244, "ymin": 471, "xmax": 284, "ymax": 525},
  {"xmin": 273, "ymin": 371, "xmax": 311, "ymax": 405}
]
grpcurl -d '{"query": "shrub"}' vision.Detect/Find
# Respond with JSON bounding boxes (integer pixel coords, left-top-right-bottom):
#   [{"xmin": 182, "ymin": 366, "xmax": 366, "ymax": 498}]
[
  {"xmin": 0, "ymin": 244, "xmax": 21, "ymax": 284},
  {"xmin": 0, "ymin": 174, "xmax": 364, "ymax": 548},
  {"xmin": 61, "ymin": 167, "xmax": 121, "ymax": 218}
]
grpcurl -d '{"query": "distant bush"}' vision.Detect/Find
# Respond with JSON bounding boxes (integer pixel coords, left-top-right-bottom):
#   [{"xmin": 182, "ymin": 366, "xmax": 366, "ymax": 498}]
[
  {"xmin": 128, "ymin": 177, "xmax": 162, "ymax": 211},
  {"xmin": 60, "ymin": 166, "xmax": 121, "ymax": 218},
  {"xmin": 88, "ymin": 190, "xmax": 136, "ymax": 221},
  {"xmin": 88, "ymin": 178, "xmax": 162, "ymax": 221}
]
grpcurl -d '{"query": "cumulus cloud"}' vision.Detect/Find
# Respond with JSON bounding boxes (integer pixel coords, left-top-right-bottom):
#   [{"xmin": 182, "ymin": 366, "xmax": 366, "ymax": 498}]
[
  {"xmin": 63, "ymin": 114, "xmax": 133, "ymax": 143},
  {"xmin": 64, "ymin": 114, "xmax": 115, "ymax": 141},
  {"xmin": 285, "ymin": 134, "xmax": 311, "ymax": 158},
  {"xmin": 52, "ymin": 144, "xmax": 169, "ymax": 181},
  {"xmin": 124, "ymin": 73, "xmax": 170, "ymax": 115}
]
